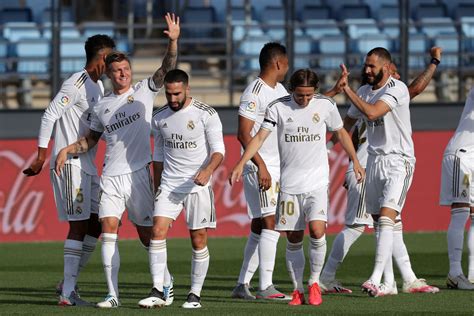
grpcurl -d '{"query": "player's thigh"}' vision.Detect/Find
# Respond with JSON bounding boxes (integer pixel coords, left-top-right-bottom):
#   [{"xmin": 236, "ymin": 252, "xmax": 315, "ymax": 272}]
[
  {"xmin": 154, "ymin": 188, "xmax": 185, "ymax": 221},
  {"xmin": 126, "ymin": 167, "xmax": 154, "ymax": 227},
  {"xmin": 98, "ymin": 174, "xmax": 126, "ymax": 221},
  {"xmin": 275, "ymin": 192, "xmax": 305, "ymax": 231},
  {"xmin": 184, "ymin": 187, "xmax": 217, "ymax": 230},
  {"xmin": 365, "ymin": 156, "xmax": 385, "ymax": 215},
  {"xmin": 303, "ymin": 186, "xmax": 329, "ymax": 224},
  {"xmin": 381, "ymin": 157, "xmax": 414, "ymax": 213},
  {"xmin": 243, "ymin": 171, "xmax": 279, "ymax": 219},
  {"xmin": 50, "ymin": 165, "xmax": 93, "ymax": 222},
  {"xmin": 345, "ymin": 171, "xmax": 372, "ymax": 226},
  {"xmin": 440, "ymin": 151, "xmax": 474, "ymax": 207}
]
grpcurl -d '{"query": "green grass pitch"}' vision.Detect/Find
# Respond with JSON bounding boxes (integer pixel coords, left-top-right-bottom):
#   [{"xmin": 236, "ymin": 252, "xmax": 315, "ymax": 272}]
[{"xmin": 0, "ymin": 232, "xmax": 472, "ymax": 315}]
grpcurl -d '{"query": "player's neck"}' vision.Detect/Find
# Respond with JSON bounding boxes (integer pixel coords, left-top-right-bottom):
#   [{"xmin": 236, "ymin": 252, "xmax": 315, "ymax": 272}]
[
  {"xmin": 372, "ymin": 75, "xmax": 390, "ymax": 90},
  {"xmin": 84, "ymin": 64, "xmax": 101, "ymax": 82},
  {"xmin": 259, "ymin": 72, "xmax": 278, "ymax": 88}
]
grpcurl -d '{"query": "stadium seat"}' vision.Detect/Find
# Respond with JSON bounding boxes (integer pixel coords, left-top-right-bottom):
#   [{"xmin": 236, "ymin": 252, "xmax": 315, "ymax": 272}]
[
  {"xmin": 40, "ymin": 7, "xmax": 74, "ymax": 24},
  {"xmin": 294, "ymin": 36, "xmax": 313, "ymax": 69},
  {"xmin": 305, "ymin": 19, "xmax": 341, "ymax": 39},
  {"xmin": 381, "ymin": 18, "xmax": 417, "ymax": 39},
  {"xmin": 300, "ymin": 5, "xmax": 332, "ymax": 21},
  {"xmin": 182, "ymin": 6, "xmax": 217, "ymax": 39},
  {"xmin": 0, "ymin": 7, "xmax": 33, "ymax": 23},
  {"xmin": 434, "ymin": 34, "xmax": 459, "ymax": 67},
  {"xmin": 262, "ymin": 6, "xmax": 285, "ymax": 40},
  {"xmin": 25, "ymin": 0, "xmax": 50, "ymax": 23},
  {"xmin": 81, "ymin": 21, "xmax": 115, "ymax": 38},
  {"xmin": 408, "ymin": 33, "xmax": 428, "ymax": 69},
  {"xmin": 346, "ymin": 18, "xmax": 381, "ymax": 39},
  {"xmin": 414, "ymin": 3, "xmax": 447, "ymax": 20},
  {"xmin": 326, "ymin": 0, "xmax": 364, "ymax": 17},
  {"xmin": 295, "ymin": 0, "xmax": 325, "ymax": 18},
  {"xmin": 318, "ymin": 35, "xmax": 346, "ymax": 70},
  {"xmin": 0, "ymin": 37, "xmax": 8, "ymax": 73},
  {"xmin": 60, "ymin": 38, "xmax": 87, "ymax": 74},
  {"xmin": 454, "ymin": 3, "xmax": 474, "ymax": 20},
  {"xmin": 42, "ymin": 22, "xmax": 80, "ymax": 39},
  {"xmin": 361, "ymin": 0, "xmax": 397, "ymax": 14},
  {"xmin": 15, "ymin": 38, "xmax": 50, "ymax": 74},
  {"xmin": 460, "ymin": 17, "xmax": 474, "ymax": 62},
  {"xmin": 377, "ymin": 5, "xmax": 399, "ymax": 21},
  {"xmin": 340, "ymin": 4, "xmax": 371, "ymax": 21},
  {"xmin": 420, "ymin": 17, "xmax": 456, "ymax": 38},
  {"xmin": 237, "ymin": 34, "xmax": 272, "ymax": 71},
  {"xmin": 3, "ymin": 22, "xmax": 41, "ymax": 42}
]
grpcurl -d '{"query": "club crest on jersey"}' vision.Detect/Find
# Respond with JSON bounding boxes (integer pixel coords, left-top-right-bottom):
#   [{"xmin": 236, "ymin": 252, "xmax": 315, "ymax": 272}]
[
  {"xmin": 280, "ymin": 217, "xmax": 286, "ymax": 225},
  {"xmin": 127, "ymin": 95, "xmax": 134, "ymax": 103},
  {"xmin": 246, "ymin": 101, "xmax": 256, "ymax": 113},
  {"xmin": 59, "ymin": 95, "xmax": 70, "ymax": 106},
  {"xmin": 187, "ymin": 120, "xmax": 195, "ymax": 130},
  {"xmin": 312, "ymin": 113, "xmax": 320, "ymax": 123}
]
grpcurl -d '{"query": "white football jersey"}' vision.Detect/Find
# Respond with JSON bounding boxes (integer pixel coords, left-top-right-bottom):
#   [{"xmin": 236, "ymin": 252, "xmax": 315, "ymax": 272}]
[
  {"xmin": 261, "ymin": 94, "xmax": 343, "ymax": 194},
  {"xmin": 347, "ymin": 77, "xmax": 414, "ymax": 161},
  {"xmin": 445, "ymin": 86, "xmax": 474, "ymax": 154},
  {"xmin": 238, "ymin": 78, "xmax": 288, "ymax": 173},
  {"xmin": 38, "ymin": 70, "xmax": 104, "ymax": 175},
  {"xmin": 90, "ymin": 78, "xmax": 160, "ymax": 176},
  {"xmin": 152, "ymin": 98, "xmax": 225, "ymax": 193}
]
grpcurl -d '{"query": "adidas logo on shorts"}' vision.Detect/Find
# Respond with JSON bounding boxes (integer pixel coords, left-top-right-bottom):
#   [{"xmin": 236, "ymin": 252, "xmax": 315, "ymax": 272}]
[
  {"xmin": 144, "ymin": 216, "xmax": 151, "ymax": 222},
  {"xmin": 318, "ymin": 210, "xmax": 325, "ymax": 215},
  {"xmin": 201, "ymin": 218, "xmax": 207, "ymax": 224}
]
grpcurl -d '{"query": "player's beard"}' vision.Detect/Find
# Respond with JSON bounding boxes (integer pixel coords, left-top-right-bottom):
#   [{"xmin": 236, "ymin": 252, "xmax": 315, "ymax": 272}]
[
  {"xmin": 364, "ymin": 69, "xmax": 384, "ymax": 87},
  {"xmin": 168, "ymin": 97, "xmax": 186, "ymax": 112}
]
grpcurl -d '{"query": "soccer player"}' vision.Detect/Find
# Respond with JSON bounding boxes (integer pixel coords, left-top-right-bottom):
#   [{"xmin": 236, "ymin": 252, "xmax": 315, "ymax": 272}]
[
  {"xmin": 440, "ymin": 86, "xmax": 474, "ymax": 290},
  {"xmin": 338, "ymin": 47, "xmax": 419, "ymax": 297},
  {"xmin": 231, "ymin": 42, "xmax": 289, "ymax": 301},
  {"xmin": 23, "ymin": 34, "xmax": 116, "ymax": 306},
  {"xmin": 229, "ymin": 69, "xmax": 364, "ymax": 306},
  {"xmin": 137, "ymin": 69, "xmax": 225, "ymax": 309},
  {"xmin": 320, "ymin": 47, "xmax": 442, "ymax": 295},
  {"xmin": 55, "ymin": 13, "xmax": 180, "ymax": 308}
]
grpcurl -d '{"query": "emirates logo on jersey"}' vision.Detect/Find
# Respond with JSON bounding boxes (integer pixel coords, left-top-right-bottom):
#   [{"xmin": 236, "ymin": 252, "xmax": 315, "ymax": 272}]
[
  {"xmin": 187, "ymin": 120, "xmax": 195, "ymax": 130},
  {"xmin": 127, "ymin": 95, "xmax": 134, "ymax": 103},
  {"xmin": 312, "ymin": 113, "xmax": 320, "ymax": 123}
]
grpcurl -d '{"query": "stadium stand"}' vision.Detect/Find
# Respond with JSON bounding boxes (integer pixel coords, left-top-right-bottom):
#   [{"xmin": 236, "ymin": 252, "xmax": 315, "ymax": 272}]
[{"xmin": 15, "ymin": 38, "xmax": 49, "ymax": 74}]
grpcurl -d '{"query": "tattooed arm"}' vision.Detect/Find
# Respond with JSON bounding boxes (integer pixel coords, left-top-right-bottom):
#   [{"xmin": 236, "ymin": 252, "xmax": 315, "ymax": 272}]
[
  {"xmin": 55, "ymin": 130, "xmax": 102, "ymax": 175},
  {"xmin": 408, "ymin": 47, "xmax": 442, "ymax": 100},
  {"xmin": 152, "ymin": 12, "xmax": 180, "ymax": 88}
]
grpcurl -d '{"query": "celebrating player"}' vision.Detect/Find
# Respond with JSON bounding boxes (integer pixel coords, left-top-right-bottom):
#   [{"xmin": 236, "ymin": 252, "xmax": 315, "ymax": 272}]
[
  {"xmin": 231, "ymin": 42, "xmax": 290, "ymax": 301},
  {"xmin": 55, "ymin": 13, "xmax": 180, "ymax": 308},
  {"xmin": 23, "ymin": 34, "xmax": 116, "ymax": 306},
  {"xmin": 137, "ymin": 69, "xmax": 225, "ymax": 309},
  {"xmin": 440, "ymin": 86, "xmax": 474, "ymax": 290},
  {"xmin": 230, "ymin": 69, "xmax": 364, "ymax": 306}
]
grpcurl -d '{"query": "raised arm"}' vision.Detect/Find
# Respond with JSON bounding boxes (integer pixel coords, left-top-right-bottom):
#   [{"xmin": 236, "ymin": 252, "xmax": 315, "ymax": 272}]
[
  {"xmin": 152, "ymin": 13, "xmax": 180, "ymax": 88},
  {"xmin": 55, "ymin": 130, "xmax": 102, "ymax": 175},
  {"xmin": 408, "ymin": 47, "xmax": 442, "ymax": 99}
]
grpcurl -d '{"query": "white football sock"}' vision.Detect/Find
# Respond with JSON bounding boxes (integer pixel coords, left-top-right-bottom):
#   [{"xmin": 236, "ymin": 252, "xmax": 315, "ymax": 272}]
[
  {"xmin": 447, "ymin": 208, "xmax": 469, "ymax": 277},
  {"xmin": 237, "ymin": 232, "xmax": 260, "ymax": 285},
  {"xmin": 467, "ymin": 213, "xmax": 474, "ymax": 280},
  {"xmin": 63, "ymin": 239, "xmax": 82, "ymax": 296},
  {"xmin": 286, "ymin": 241, "xmax": 305, "ymax": 292},
  {"xmin": 258, "ymin": 229, "xmax": 279, "ymax": 290},
  {"xmin": 149, "ymin": 239, "xmax": 167, "ymax": 291},
  {"xmin": 383, "ymin": 255, "xmax": 395, "ymax": 286},
  {"xmin": 321, "ymin": 225, "xmax": 364, "ymax": 281},
  {"xmin": 308, "ymin": 235, "xmax": 326, "ymax": 286},
  {"xmin": 77, "ymin": 235, "xmax": 98, "ymax": 279},
  {"xmin": 370, "ymin": 216, "xmax": 394, "ymax": 284},
  {"xmin": 164, "ymin": 264, "xmax": 172, "ymax": 287},
  {"xmin": 392, "ymin": 221, "xmax": 417, "ymax": 283},
  {"xmin": 101, "ymin": 233, "xmax": 120, "ymax": 298},
  {"xmin": 191, "ymin": 247, "xmax": 210, "ymax": 297}
]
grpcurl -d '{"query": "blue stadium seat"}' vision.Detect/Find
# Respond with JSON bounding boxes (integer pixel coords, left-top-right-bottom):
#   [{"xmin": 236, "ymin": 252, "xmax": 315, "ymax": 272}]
[
  {"xmin": 15, "ymin": 38, "xmax": 50, "ymax": 74},
  {"xmin": 361, "ymin": 0, "xmax": 397, "ymax": 14},
  {"xmin": 354, "ymin": 33, "xmax": 391, "ymax": 53},
  {"xmin": 40, "ymin": 7, "xmax": 74, "ymax": 24},
  {"xmin": 237, "ymin": 34, "xmax": 272, "ymax": 71},
  {"xmin": 460, "ymin": 17, "xmax": 474, "ymax": 58},
  {"xmin": 0, "ymin": 8, "xmax": 32, "ymax": 23},
  {"xmin": 294, "ymin": 36, "xmax": 313, "ymax": 69},
  {"xmin": 60, "ymin": 38, "xmax": 87, "ymax": 74},
  {"xmin": 420, "ymin": 17, "xmax": 456, "ymax": 38},
  {"xmin": 377, "ymin": 5, "xmax": 399, "ymax": 20},
  {"xmin": 0, "ymin": 37, "xmax": 8, "ymax": 73},
  {"xmin": 232, "ymin": 21, "xmax": 264, "ymax": 42},
  {"xmin": 81, "ymin": 21, "xmax": 115, "ymax": 38},
  {"xmin": 409, "ymin": 0, "xmax": 438, "ymax": 12},
  {"xmin": 42, "ymin": 22, "xmax": 80, "ymax": 39},
  {"xmin": 340, "ymin": 4, "xmax": 371, "ymax": 21},
  {"xmin": 455, "ymin": 3, "xmax": 474, "ymax": 20},
  {"xmin": 0, "ymin": 0, "xmax": 22, "ymax": 10},
  {"xmin": 251, "ymin": 0, "xmax": 282, "ymax": 22},
  {"xmin": 300, "ymin": 5, "xmax": 332, "ymax": 21},
  {"xmin": 26, "ymin": 0, "xmax": 50, "ymax": 23},
  {"xmin": 318, "ymin": 35, "xmax": 346, "ymax": 70},
  {"xmin": 305, "ymin": 19, "xmax": 341, "ymax": 39},
  {"xmin": 408, "ymin": 33, "xmax": 428, "ymax": 69},
  {"xmin": 346, "ymin": 18, "xmax": 380, "ymax": 39},
  {"xmin": 326, "ymin": 0, "xmax": 363, "ymax": 17},
  {"xmin": 414, "ymin": 3, "xmax": 447, "ymax": 20},
  {"xmin": 295, "ymin": 0, "xmax": 325, "ymax": 18},
  {"xmin": 182, "ymin": 6, "xmax": 217, "ymax": 39},
  {"xmin": 434, "ymin": 34, "xmax": 459, "ymax": 67},
  {"xmin": 3, "ymin": 22, "xmax": 40, "ymax": 42},
  {"xmin": 262, "ymin": 6, "xmax": 285, "ymax": 39},
  {"xmin": 381, "ymin": 18, "xmax": 417, "ymax": 39}
]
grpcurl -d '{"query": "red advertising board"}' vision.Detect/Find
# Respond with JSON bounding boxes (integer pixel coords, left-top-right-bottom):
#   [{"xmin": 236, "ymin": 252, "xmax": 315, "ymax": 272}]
[{"xmin": 0, "ymin": 132, "xmax": 453, "ymax": 242}]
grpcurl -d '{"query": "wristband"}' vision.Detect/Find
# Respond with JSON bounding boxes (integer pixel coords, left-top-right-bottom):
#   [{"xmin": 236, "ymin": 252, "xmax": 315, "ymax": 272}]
[{"xmin": 430, "ymin": 57, "xmax": 440, "ymax": 66}]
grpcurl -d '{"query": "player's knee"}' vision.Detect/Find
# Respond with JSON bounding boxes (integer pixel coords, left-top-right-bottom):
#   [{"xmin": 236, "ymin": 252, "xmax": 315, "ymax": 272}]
[
  {"xmin": 152, "ymin": 225, "xmax": 168, "ymax": 240},
  {"xmin": 190, "ymin": 229, "xmax": 207, "ymax": 250},
  {"xmin": 262, "ymin": 214, "xmax": 275, "ymax": 230},
  {"xmin": 286, "ymin": 231, "xmax": 304, "ymax": 243}
]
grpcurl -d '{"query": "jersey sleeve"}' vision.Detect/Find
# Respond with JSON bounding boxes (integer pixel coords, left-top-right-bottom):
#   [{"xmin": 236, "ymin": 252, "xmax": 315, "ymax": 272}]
[
  {"xmin": 261, "ymin": 104, "xmax": 278, "ymax": 131},
  {"xmin": 152, "ymin": 117, "xmax": 165, "ymax": 162},
  {"xmin": 325, "ymin": 101, "xmax": 344, "ymax": 131},
  {"xmin": 238, "ymin": 91, "xmax": 259, "ymax": 122},
  {"xmin": 38, "ymin": 82, "xmax": 81, "ymax": 148},
  {"xmin": 205, "ymin": 112, "xmax": 225, "ymax": 156},
  {"xmin": 379, "ymin": 82, "xmax": 409, "ymax": 110}
]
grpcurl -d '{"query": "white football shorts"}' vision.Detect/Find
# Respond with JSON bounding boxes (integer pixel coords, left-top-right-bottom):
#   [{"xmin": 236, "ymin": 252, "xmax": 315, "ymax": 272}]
[
  {"xmin": 365, "ymin": 154, "xmax": 415, "ymax": 215},
  {"xmin": 275, "ymin": 186, "xmax": 328, "ymax": 232},
  {"xmin": 154, "ymin": 186, "xmax": 217, "ymax": 230},
  {"xmin": 243, "ymin": 166, "xmax": 279, "ymax": 219},
  {"xmin": 440, "ymin": 149, "xmax": 474, "ymax": 206},
  {"xmin": 50, "ymin": 164, "xmax": 99, "ymax": 221},
  {"xmin": 98, "ymin": 166, "xmax": 154, "ymax": 227},
  {"xmin": 344, "ymin": 170, "xmax": 373, "ymax": 226}
]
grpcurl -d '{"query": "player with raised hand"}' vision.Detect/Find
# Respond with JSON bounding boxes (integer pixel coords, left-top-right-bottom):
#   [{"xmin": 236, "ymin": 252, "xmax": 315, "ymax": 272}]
[
  {"xmin": 230, "ymin": 69, "xmax": 364, "ymax": 306},
  {"xmin": 55, "ymin": 12, "xmax": 180, "ymax": 308},
  {"xmin": 23, "ymin": 34, "xmax": 116, "ymax": 306}
]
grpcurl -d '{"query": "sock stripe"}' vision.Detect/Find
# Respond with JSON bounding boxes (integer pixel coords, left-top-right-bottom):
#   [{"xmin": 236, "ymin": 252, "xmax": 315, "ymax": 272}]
[
  {"xmin": 379, "ymin": 216, "xmax": 395, "ymax": 228},
  {"xmin": 102, "ymin": 236, "xmax": 118, "ymax": 243},
  {"xmin": 193, "ymin": 248, "xmax": 209, "ymax": 260},
  {"xmin": 150, "ymin": 240, "xmax": 167, "ymax": 252},
  {"xmin": 286, "ymin": 241, "xmax": 303, "ymax": 251},
  {"xmin": 64, "ymin": 249, "xmax": 82, "ymax": 257}
]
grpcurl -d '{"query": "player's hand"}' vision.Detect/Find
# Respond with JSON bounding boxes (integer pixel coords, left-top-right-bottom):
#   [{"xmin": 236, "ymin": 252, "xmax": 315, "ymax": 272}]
[
  {"xmin": 430, "ymin": 46, "xmax": 442, "ymax": 62},
  {"xmin": 164, "ymin": 12, "xmax": 180, "ymax": 41},
  {"xmin": 353, "ymin": 163, "xmax": 365, "ymax": 184},
  {"xmin": 338, "ymin": 64, "xmax": 349, "ymax": 89},
  {"xmin": 228, "ymin": 164, "xmax": 244, "ymax": 186},
  {"xmin": 55, "ymin": 149, "xmax": 68, "ymax": 176},
  {"xmin": 194, "ymin": 168, "xmax": 212, "ymax": 186},
  {"xmin": 257, "ymin": 164, "xmax": 271, "ymax": 191},
  {"xmin": 22, "ymin": 158, "xmax": 45, "ymax": 177}
]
